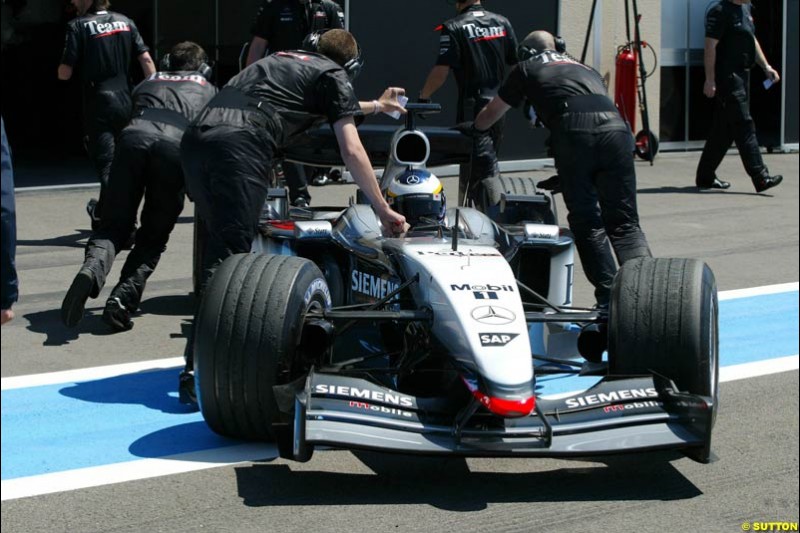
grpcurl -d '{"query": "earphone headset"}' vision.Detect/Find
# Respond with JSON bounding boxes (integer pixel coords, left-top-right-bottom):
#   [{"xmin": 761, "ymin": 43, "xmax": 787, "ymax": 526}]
[
  {"xmin": 159, "ymin": 52, "xmax": 213, "ymax": 80},
  {"xmin": 517, "ymin": 35, "xmax": 567, "ymax": 62},
  {"xmin": 301, "ymin": 29, "xmax": 364, "ymax": 81}
]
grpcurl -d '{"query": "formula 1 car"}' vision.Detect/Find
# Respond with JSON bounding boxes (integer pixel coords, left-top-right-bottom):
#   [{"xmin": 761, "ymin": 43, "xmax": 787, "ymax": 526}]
[{"xmin": 193, "ymin": 104, "xmax": 718, "ymax": 464}]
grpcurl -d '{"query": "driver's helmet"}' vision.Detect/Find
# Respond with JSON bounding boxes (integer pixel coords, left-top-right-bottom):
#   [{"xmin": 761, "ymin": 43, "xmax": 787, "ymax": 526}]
[{"xmin": 386, "ymin": 169, "xmax": 446, "ymax": 226}]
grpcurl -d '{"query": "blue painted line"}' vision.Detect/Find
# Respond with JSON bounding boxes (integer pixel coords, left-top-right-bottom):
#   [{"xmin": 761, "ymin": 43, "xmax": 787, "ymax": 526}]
[
  {"xmin": 1, "ymin": 369, "xmax": 236, "ymax": 480},
  {"xmin": 535, "ymin": 291, "xmax": 799, "ymax": 396},
  {"xmin": 1, "ymin": 290, "xmax": 797, "ymax": 481}
]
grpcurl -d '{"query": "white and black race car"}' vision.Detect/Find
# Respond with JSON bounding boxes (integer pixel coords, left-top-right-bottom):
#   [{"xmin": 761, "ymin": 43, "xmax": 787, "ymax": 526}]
[{"xmin": 193, "ymin": 104, "xmax": 718, "ymax": 464}]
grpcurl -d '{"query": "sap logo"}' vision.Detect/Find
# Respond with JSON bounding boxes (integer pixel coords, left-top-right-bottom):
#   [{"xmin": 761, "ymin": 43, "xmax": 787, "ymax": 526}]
[
  {"xmin": 351, "ymin": 270, "xmax": 399, "ymax": 300},
  {"xmin": 479, "ymin": 333, "xmax": 519, "ymax": 347}
]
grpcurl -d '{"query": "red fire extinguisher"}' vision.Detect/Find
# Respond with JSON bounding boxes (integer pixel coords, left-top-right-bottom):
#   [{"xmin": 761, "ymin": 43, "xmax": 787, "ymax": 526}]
[{"xmin": 615, "ymin": 44, "xmax": 638, "ymax": 133}]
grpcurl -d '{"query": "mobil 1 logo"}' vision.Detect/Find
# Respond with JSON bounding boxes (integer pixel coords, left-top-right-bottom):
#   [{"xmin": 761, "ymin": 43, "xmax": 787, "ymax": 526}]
[
  {"xmin": 451, "ymin": 283, "xmax": 514, "ymax": 300},
  {"xmin": 479, "ymin": 332, "xmax": 519, "ymax": 347}
]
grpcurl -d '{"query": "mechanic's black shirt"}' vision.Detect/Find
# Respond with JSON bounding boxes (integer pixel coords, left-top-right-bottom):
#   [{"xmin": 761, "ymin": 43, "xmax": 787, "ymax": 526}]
[
  {"xmin": 133, "ymin": 71, "xmax": 218, "ymax": 124},
  {"xmin": 250, "ymin": 0, "xmax": 344, "ymax": 53},
  {"xmin": 706, "ymin": 0, "xmax": 757, "ymax": 77},
  {"xmin": 435, "ymin": 4, "xmax": 518, "ymax": 101},
  {"xmin": 197, "ymin": 51, "xmax": 360, "ymax": 148},
  {"xmin": 498, "ymin": 50, "xmax": 616, "ymax": 129},
  {"xmin": 61, "ymin": 10, "xmax": 149, "ymax": 89}
]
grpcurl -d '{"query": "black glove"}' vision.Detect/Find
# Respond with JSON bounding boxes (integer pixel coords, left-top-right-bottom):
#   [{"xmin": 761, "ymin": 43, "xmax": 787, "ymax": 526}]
[
  {"xmin": 452, "ymin": 121, "xmax": 489, "ymax": 138},
  {"xmin": 416, "ymin": 96, "xmax": 431, "ymax": 120},
  {"xmin": 537, "ymin": 174, "xmax": 562, "ymax": 194}
]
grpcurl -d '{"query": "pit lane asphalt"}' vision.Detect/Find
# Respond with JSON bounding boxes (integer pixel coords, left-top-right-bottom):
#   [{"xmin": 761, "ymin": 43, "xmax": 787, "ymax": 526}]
[{"xmin": 2, "ymin": 151, "xmax": 798, "ymax": 532}]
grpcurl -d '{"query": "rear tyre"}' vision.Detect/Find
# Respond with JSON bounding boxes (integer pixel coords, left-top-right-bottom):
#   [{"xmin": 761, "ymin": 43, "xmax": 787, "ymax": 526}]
[
  {"xmin": 608, "ymin": 257, "xmax": 718, "ymax": 425},
  {"xmin": 195, "ymin": 253, "xmax": 332, "ymax": 440}
]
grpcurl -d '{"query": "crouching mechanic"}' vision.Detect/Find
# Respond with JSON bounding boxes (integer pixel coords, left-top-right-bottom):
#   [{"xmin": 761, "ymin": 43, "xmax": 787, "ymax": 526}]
[
  {"xmin": 473, "ymin": 31, "xmax": 652, "ymax": 307},
  {"xmin": 178, "ymin": 29, "xmax": 407, "ymax": 403},
  {"xmin": 62, "ymin": 42, "xmax": 217, "ymax": 331}
]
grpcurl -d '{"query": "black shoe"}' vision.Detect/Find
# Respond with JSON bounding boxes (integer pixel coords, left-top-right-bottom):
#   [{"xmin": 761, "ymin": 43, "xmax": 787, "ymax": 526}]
[
  {"xmin": 178, "ymin": 370, "xmax": 198, "ymax": 406},
  {"xmin": 312, "ymin": 173, "xmax": 331, "ymax": 186},
  {"xmin": 62, "ymin": 268, "xmax": 95, "ymax": 327},
  {"xmin": 102, "ymin": 297, "xmax": 134, "ymax": 332},
  {"xmin": 696, "ymin": 178, "xmax": 731, "ymax": 190},
  {"xmin": 754, "ymin": 174, "xmax": 783, "ymax": 193},
  {"xmin": 292, "ymin": 196, "xmax": 310, "ymax": 208},
  {"xmin": 329, "ymin": 169, "xmax": 342, "ymax": 182}
]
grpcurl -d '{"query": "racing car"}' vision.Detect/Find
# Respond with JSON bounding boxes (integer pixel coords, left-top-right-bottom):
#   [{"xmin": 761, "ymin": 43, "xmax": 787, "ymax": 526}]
[{"xmin": 193, "ymin": 104, "xmax": 719, "ymax": 464}]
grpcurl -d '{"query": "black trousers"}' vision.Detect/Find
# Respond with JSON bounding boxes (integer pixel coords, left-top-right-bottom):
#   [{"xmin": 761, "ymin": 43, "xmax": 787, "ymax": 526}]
[
  {"xmin": 459, "ymin": 97, "xmax": 504, "ymax": 206},
  {"xmin": 551, "ymin": 113, "xmax": 652, "ymax": 305},
  {"xmin": 696, "ymin": 70, "xmax": 769, "ymax": 185},
  {"xmin": 180, "ymin": 123, "xmax": 274, "ymax": 368},
  {"xmin": 181, "ymin": 123, "xmax": 274, "ymax": 293},
  {"xmin": 82, "ymin": 122, "xmax": 185, "ymax": 311},
  {"xmin": 83, "ymin": 90, "xmax": 133, "ymax": 197}
]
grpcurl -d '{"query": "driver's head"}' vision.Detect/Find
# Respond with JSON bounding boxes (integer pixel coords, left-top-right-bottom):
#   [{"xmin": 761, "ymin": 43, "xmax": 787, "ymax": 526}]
[{"xmin": 386, "ymin": 170, "xmax": 446, "ymax": 227}]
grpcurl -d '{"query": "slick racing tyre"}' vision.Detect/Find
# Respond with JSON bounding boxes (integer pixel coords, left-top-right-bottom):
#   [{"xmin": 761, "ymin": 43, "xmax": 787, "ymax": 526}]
[
  {"xmin": 478, "ymin": 175, "xmax": 556, "ymax": 225},
  {"xmin": 195, "ymin": 253, "xmax": 332, "ymax": 441},
  {"xmin": 608, "ymin": 257, "xmax": 719, "ymax": 426}
]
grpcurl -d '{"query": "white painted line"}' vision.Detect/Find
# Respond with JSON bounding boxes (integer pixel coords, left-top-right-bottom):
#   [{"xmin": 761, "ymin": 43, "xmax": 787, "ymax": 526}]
[
  {"xmin": 719, "ymin": 355, "xmax": 799, "ymax": 382},
  {"xmin": 16, "ymin": 183, "xmax": 98, "ymax": 193},
  {"xmin": 0, "ymin": 443, "xmax": 278, "ymax": 501},
  {"xmin": 541, "ymin": 355, "xmax": 799, "ymax": 401},
  {"xmin": 1, "ymin": 357, "xmax": 184, "ymax": 390},
  {"xmin": 718, "ymin": 282, "xmax": 799, "ymax": 301}
]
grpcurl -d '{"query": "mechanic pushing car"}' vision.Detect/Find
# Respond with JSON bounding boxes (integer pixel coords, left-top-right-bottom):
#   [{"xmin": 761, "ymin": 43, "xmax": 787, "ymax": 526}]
[
  {"xmin": 245, "ymin": 0, "xmax": 346, "ymax": 207},
  {"xmin": 419, "ymin": 0, "xmax": 518, "ymax": 206},
  {"xmin": 178, "ymin": 29, "xmax": 408, "ymax": 403},
  {"xmin": 58, "ymin": 0, "xmax": 155, "ymax": 229},
  {"xmin": 61, "ymin": 42, "xmax": 217, "ymax": 332},
  {"xmin": 473, "ymin": 31, "xmax": 652, "ymax": 307}
]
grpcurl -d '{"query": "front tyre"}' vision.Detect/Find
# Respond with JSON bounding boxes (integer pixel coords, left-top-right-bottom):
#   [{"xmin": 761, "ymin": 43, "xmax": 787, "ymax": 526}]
[
  {"xmin": 608, "ymin": 257, "xmax": 718, "ymax": 426},
  {"xmin": 195, "ymin": 253, "xmax": 331, "ymax": 441}
]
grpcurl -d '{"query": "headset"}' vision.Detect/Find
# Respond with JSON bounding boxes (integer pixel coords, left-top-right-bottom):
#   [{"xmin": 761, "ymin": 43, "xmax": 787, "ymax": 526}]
[
  {"xmin": 159, "ymin": 52, "xmax": 213, "ymax": 81},
  {"xmin": 301, "ymin": 29, "xmax": 364, "ymax": 81},
  {"xmin": 517, "ymin": 34, "xmax": 567, "ymax": 62}
]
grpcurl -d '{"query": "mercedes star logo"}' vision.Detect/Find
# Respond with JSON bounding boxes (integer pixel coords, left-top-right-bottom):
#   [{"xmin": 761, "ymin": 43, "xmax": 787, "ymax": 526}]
[
  {"xmin": 471, "ymin": 305, "xmax": 516, "ymax": 325},
  {"xmin": 405, "ymin": 175, "xmax": 420, "ymax": 184}
]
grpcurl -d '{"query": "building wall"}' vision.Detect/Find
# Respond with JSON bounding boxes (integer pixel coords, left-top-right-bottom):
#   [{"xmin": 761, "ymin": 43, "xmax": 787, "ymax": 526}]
[{"xmin": 559, "ymin": 0, "xmax": 662, "ymax": 139}]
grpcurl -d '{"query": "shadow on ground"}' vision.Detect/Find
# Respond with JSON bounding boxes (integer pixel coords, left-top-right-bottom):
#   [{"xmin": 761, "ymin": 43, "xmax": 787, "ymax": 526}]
[
  {"xmin": 235, "ymin": 450, "xmax": 701, "ymax": 511},
  {"xmin": 18, "ymin": 229, "xmax": 91, "ymax": 249}
]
